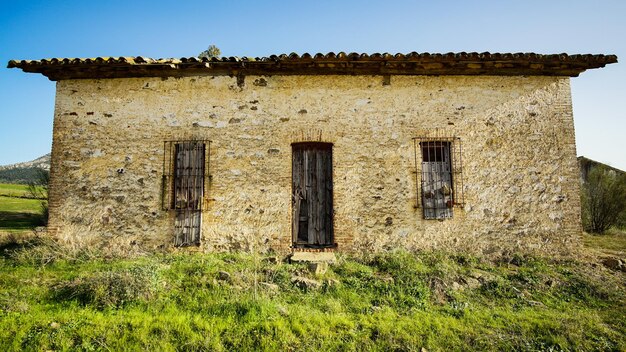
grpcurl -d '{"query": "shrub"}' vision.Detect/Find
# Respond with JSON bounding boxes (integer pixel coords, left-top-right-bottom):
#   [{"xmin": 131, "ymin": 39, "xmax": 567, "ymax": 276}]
[
  {"xmin": 581, "ymin": 166, "xmax": 626, "ymax": 233},
  {"xmin": 51, "ymin": 265, "xmax": 160, "ymax": 309}
]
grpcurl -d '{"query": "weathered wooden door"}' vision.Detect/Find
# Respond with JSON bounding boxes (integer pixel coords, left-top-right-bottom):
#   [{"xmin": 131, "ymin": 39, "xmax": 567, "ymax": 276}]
[
  {"xmin": 292, "ymin": 143, "xmax": 334, "ymax": 247},
  {"xmin": 173, "ymin": 141, "xmax": 205, "ymax": 246}
]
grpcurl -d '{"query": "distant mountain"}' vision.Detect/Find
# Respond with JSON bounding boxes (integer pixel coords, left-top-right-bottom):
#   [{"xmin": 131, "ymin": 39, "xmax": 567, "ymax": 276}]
[
  {"xmin": 0, "ymin": 153, "xmax": 51, "ymax": 171},
  {"xmin": 0, "ymin": 153, "xmax": 50, "ymax": 184}
]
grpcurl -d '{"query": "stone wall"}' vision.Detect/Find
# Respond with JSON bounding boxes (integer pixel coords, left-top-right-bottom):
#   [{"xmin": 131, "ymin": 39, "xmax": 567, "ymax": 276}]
[{"xmin": 47, "ymin": 74, "xmax": 582, "ymax": 255}]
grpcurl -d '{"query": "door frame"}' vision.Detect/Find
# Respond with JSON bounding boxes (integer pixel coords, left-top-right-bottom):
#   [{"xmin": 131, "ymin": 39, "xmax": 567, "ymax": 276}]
[{"xmin": 291, "ymin": 142, "xmax": 335, "ymax": 248}]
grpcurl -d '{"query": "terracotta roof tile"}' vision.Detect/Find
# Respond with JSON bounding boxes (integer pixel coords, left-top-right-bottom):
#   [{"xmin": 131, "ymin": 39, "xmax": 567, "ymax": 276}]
[{"xmin": 7, "ymin": 51, "xmax": 617, "ymax": 80}]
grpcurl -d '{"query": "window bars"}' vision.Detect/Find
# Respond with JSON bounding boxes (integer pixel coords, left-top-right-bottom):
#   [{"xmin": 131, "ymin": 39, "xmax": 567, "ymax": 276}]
[
  {"xmin": 413, "ymin": 134, "xmax": 464, "ymax": 219},
  {"xmin": 162, "ymin": 140, "xmax": 211, "ymax": 246}
]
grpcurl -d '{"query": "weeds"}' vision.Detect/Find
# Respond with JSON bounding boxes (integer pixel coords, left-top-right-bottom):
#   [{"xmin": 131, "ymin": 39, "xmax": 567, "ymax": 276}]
[
  {"xmin": 1, "ymin": 230, "xmax": 151, "ymax": 266},
  {"xmin": 0, "ymin": 239, "xmax": 624, "ymax": 351},
  {"xmin": 51, "ymin": 264, "xmax": 160, "ymax": 309}
]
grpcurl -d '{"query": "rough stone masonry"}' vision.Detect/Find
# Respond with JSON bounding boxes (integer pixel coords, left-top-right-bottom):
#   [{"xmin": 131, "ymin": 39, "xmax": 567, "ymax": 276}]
[{"xmin": 8, "ymin": 52, "xmax": 617, "ymax": 255}]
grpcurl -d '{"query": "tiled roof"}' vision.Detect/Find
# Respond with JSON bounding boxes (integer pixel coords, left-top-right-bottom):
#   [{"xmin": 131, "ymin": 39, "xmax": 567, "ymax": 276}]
[{"xmin": 7, "ymin": 52, "xmax": 617, "ymax": 80}]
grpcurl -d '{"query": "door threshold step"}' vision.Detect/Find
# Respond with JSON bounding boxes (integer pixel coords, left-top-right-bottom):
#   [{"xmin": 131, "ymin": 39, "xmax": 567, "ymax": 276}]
[{"xmin": 290, "ymin": 252, "xmax": 337, "ymax": 264}]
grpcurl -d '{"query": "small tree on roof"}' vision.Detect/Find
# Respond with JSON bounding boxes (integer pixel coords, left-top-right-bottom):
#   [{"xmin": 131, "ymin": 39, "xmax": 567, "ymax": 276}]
[{"xmin": 198, "ymin": 45, "xmax": 221, "ymax": 59}]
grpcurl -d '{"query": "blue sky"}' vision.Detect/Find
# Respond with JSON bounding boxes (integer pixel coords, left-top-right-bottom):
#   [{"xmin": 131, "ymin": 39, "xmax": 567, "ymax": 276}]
[{"xmin": 1, "ymin": 0, "xmax": 624, "ymax": 169}]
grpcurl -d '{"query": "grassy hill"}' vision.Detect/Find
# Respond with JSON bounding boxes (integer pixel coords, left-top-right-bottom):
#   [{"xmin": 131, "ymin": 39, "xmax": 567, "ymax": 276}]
[{"xmin": 0, "ymin": 234, "xmax": 624, "ymax": 351}]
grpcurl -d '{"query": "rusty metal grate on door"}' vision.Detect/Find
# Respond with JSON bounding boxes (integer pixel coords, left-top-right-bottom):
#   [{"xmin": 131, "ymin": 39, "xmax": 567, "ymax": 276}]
[
  {"xmin": 162, "ymin": 140, "xmax": 211, "ymax": 246},
  {"xmin": 413, "ymin": 134, "xmax": 464, "ymax": 219}
]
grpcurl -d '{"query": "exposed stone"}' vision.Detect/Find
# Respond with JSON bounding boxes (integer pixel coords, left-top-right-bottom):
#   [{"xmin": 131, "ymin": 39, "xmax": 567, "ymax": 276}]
[
  {"xmin": 291, "ymin": 276, "xmax": 321, "ymax": 290},
  {"xmin": 277, "ymin": 305, "xmax": 288, "ymax": 316},
  {"xmin": 381, "ymin": 276, "xmax": 394, "ymax": 284},
  {"xmin": 469, "ymin": 270, "xmax": 496, "ymax": 283},
  {"xmin": 462, "ymin": 277, "xmax": 481, "ymax": 289},
  {"xmin": 508, "ymin": 186, "xmax": 521, "ymax": 194},
  {"xmin": 253, "ymin": 78, "xmax": 267, "ymax": 87},
  {"xmin": 193, "ymin": 121, "xmax": 214, "ymax": 128},
  {"xmin": 308, "ymin": 262, "xmax": 329, "ymax": 275},
  {"xmin": 451, "ymin": 281, "xmax": 464, "ymax": 291},
  {"xmin": 533, "ymin": 183, "xmax": 546, "ymax": 193},
  {"xmin": 260, "ymin": 282, "xmax": 279, "ymax": 291},
  {"xmin": 217, "ymin": 271, "xmax": 231, "ymax": 281},
  {"xmin": 326, "ymin": 278, "xmax": 341, "ymax": 287},
  {"xmin": 215, "ymin": 121, "xmax": 227, "ymax": 128},
  {"xmin": 263, "ymin": 256, "xmax": 279, "ymax": 264},
  {"xmin": 290, "ymin": 252, "xmax": 336, "ymax": 264},
  {"xmin": 601, "ymin": 257, "xmax": 625, "ymax": 272}
]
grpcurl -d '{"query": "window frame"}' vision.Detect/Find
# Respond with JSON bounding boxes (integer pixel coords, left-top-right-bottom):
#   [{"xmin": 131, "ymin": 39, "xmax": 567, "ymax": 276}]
[{"xmin": 413, "ymin": 135, "xmax": 464, "ymax": 220}]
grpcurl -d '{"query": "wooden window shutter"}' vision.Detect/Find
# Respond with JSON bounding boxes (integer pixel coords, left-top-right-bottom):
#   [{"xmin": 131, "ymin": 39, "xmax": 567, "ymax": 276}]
[{"xmin": 162, "ymin": 140, "xmax": 211, "ymax": 246}]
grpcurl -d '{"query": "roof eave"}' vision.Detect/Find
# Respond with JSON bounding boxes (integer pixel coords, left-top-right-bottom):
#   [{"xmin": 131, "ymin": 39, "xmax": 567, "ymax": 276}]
[{"xmin": 7, "ymin": 52, "xmax": 618, "ymax": 80}]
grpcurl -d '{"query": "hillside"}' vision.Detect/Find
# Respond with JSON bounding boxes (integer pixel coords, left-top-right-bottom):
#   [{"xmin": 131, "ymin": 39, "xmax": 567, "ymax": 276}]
[
  {"xmin": 0, "ymin": 153, "xmax": 50, "ymax": 184},
  {"xmin": 578, "ymin": 155, "xmax": 626, "ymax": 182},
  {"xmin": 0, "ymin": 153, "xmax": 50, "ymax": 171}
]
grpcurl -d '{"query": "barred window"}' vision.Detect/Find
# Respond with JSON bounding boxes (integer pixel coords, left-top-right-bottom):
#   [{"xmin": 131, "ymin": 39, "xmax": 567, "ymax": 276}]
[
  {"xmin": 162, "ymin": 140, "xmax": 211, "ymax": 246},
  {"xmin": 413, "ymin": 135, "xmax": 464, "ymax": 219}
]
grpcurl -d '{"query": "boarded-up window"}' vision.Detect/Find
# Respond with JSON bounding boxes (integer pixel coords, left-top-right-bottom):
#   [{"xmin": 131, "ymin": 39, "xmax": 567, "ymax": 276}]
[
  {"xmin": 292, "ymin": 142, "xmax": 334, "ymax": 248},
  {"xmin": 413, "ymin": 136, "xmax": 463, "ymax": 219},
  {"xmin": 162, "ymin": 140, "xmax": 210, "ymax": 246}
]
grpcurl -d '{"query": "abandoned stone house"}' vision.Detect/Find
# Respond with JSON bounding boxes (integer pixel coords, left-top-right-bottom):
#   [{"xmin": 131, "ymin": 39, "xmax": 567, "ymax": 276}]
[{"xmin": 9, "ymin": 52, "xmax": 617, "ymax": 255}]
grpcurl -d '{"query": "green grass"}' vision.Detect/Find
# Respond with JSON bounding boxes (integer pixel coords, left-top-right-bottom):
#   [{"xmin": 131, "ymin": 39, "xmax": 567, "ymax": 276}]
[
  {"xmin": 583, "ymin": 228, "xmax": 626, "ymax": 256},
  {"xmin": 0, "ymin": 238, "xmax": 623, "ymax": 351},
  {"xmin": 0, "ymin": 180, "xmax": 623, "ymax": 350},
  {"xmin": 0, "ymin": 196, "xmax": 41, "ymax": 213},
  {"xmin": 0, "ymin": 183, "xmax": 42, "ymax": 198},
  {"xmin": 0, "ymin": 183, "xmax": 46, "ymax": 231}
]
